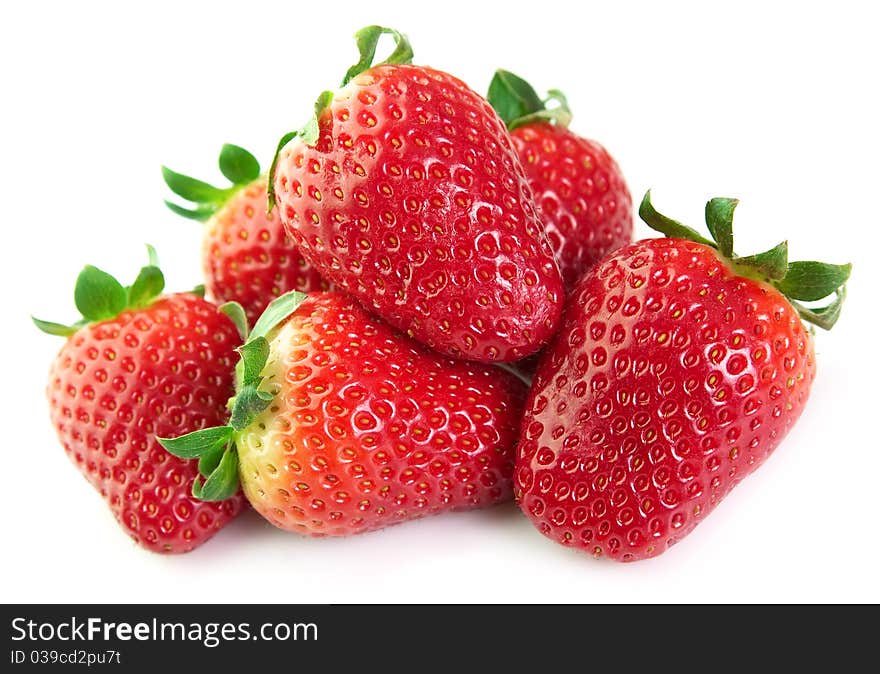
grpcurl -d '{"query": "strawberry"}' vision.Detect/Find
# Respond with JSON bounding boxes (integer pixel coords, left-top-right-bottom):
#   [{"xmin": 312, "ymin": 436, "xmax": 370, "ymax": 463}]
[
  {"xmin": 488, "ymin": 70, "xmax": 633, "ymax": 291},
  {"xmin": 268, "ymin": 27, "xmax": 564, "ymax": 362},
  {"xmin": 163, "ymin": 143, "xmax": 331, "ymax": 324},
  {"xmin": 160, "ymin": 290, "xmax": 527, "ymax": 536},
  {"xmin": 33, "ymin": 249, "xmax": 246, "ymax": 553},
  {"xmin": 515, "ymin": 193, "xmax": 851, "ymax": 561}
]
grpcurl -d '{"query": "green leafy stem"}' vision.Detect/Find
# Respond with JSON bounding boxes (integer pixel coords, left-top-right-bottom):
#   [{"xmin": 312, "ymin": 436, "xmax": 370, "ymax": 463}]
[
  {"xmin": 163, "ymin": 144, "xmax": 262, "ymax": 222},
  {"xmin": 158, "ymin": 290, "xmax": 307, "ymax": 501},
  {"xmin": 267, "ymin": 25, "xmax": 414, "ymax": 212},
  {"xmin": 639, "ymin": 191, "xmax": 852, "ymax": 330},
  {"xmin": 32, "ymin": 245, "xmax": 178, "ymax": 336},
  {"xmin": 487, "ymin": 69, "xmax": 572, "ymax": 131}
]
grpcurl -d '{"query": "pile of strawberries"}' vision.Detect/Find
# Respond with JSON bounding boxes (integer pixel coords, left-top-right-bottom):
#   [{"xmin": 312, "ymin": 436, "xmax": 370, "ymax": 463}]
[{"xmin": 36, "ymin": 27, "xmax": 850, "ymax": 562}]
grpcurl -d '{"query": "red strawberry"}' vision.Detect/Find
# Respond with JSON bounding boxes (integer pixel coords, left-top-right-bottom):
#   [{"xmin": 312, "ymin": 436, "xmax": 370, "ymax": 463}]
[
  {"xmin": 34, "ymin": 249, "xmax": 246, "ymax": 553},
  {"xmin": 516, "ymin": 193, "xmax": 850, "ymax": 561},
  {"xmin": 160, "ymin": 290, "xmax": 527, "ymax": 536},
  {"xmin": 268, "ymin": 27, "xmax": 564, "ymax": 363},
  {"xmin": 163, "ymin": 143, "xmax": 331, "ymax": 324},
  {"xmin": 488, "ymin": 70, "xmax": 633, "ymax": 290}
]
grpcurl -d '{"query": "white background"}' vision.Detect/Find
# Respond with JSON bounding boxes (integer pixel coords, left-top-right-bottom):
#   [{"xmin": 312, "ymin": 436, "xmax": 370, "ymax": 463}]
[{"xmin": 2, "ymin": 0, "xmax": 878, "ymax": 603}]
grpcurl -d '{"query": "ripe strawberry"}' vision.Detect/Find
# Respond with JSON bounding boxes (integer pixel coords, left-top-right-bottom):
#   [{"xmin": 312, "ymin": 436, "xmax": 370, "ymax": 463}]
[
  {"xmin": 268, "ymin": 26, "xmax": 564, "ymax": 362},
  {"xmin": 33, "ymin": 250, "xmax": 246, "ymax": 553},
  {"xmin": 163, "ymin": 143, "xmax": 331, "ymax": 324},
  {"xmin": 160, "ymin": 290, "xmax": 527, "ymax": 536},
  {"xmin": 488, "ymin": 70, "xmax": 633, "ymax": 290},
  {"xmin": 516, "ymin": 193, "xmax": 850, "ymax": 561}
]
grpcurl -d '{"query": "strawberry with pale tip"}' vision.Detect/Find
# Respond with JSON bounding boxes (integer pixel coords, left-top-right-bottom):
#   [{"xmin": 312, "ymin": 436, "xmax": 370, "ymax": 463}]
[{"xmin": 160, "ymin": 290, "xmax": 528, "ymax": 536}]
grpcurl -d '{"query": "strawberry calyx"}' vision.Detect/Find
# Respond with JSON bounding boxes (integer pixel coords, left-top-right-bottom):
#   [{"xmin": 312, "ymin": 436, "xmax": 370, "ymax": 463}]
[
  {"xmin": 267, "ymin": 25, "xmax": 414, "ymax": 212},
  {"xmin": 639, "ymin": 191, "xmax": 852, "ymax": 330},
  {"xmin": 487, "ymin": 69, "xmax": 572, "ymax": 132},
  {"xmin": 158, "ymin": 290, "xmax": 308, "ymax": 500},
  {"xmin": 163, "ymin": 144, "xmax": 261, "ymax": 222},
  {"xmin": 340, "ymin": 25, "xmax": 413, "ymax": 87},
  {"xmin": 32, "ymin": 245, "xmax": 168, "ymax": 337}
]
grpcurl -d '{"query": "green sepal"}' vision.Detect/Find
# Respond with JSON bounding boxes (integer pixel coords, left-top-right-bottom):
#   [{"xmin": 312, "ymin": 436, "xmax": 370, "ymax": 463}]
[
  {"xmin": 31, "ymin": 317, "xmax": 81, "ymax": 337},
  {"xmin": 127, "ymin": 265, "xmax": 165, "ymax": 309},
  {"xmin": 774, "ymin": 261, "xmax": 852, "ymax": 302},
  {"xmin": 230, "ymin": 384, "xmax": 273, "ymax": 431},
  {"xmin": 197, "ymin": 444, "xmax": 225, "ymax": 479},
  {"xmin": 164, "ymin": 200, "xmax": 215, "ymax": 222},
  {"xmin": 162, "ymin": 166, "xmax": 232, "ymax": 204},
  {"xmin": 163, "ymin": 144, "xmax": 261, "ymax": 221},
  {"xmin": 267, "ymin": 130, "xmax": 299, "ymax": 213},
  {"xmin": 126, "ymin": 245, "xmax": 165, "ymax": 308},
  {"xmin": 734, "ymin": 241, "xmax": 789, "ymax": 282},
  {"xmin": 190, "ymin": 284, "xmax": 206, "ymax": 298},
  {"xmin": 35, "ymin": 247, "xmax": 174, "ymax": 337},
  {"xmin": 790, "ymin": 288, "xmax": 847, "ymax": 331},
  {"xmin": 487, "ymin": 69, "xmax": 544, "ymax": 126},
  {"xmin": 542, "ymin": 89, "xmax": 573, "ymax": 128},
  {"xmin": 222, "ymin": 291, "xmax": 308, "ymax": 433},
  {"xmin": 304, "ymin": 91, "xmax": 333, "ymax": 146},
  {"xmin": 487, "ymin": 70, "xmax": 572, "ymax": 131},
  {"xmin": 219, "ymin": 301, "xmax": 250, "ymax": 341},
  {"xmin": 705, "ymin": 198, "xmax": 737, "ymax": 257},
  {"xmin": 341, "ymin": 25, "xmax": 413, "ymax": 87},
  {"xmin": 146, "ymin": 244, "xmax": 160, "ymax": 268},
  {"xmin": 219, "ymin": 143, "xmax": 261, "ymax": 185},
  {"xmin": 250, "ymin": 290, "xmax": 307, "ymax": 340},
  {"xmin": 74, "ymin": 265, "xmax": 127, "ymax": 322},
  {"xmin": 157, "ymin": 427, "xmax": 241, "ymax": 502},
  {"xmin": 638, "ymin": 191, "xmax": 716, "ymax": 247},
  {"xmin": 237, "ymin": 337, "xmax": 269, "ymax": 387},
  {"xmin": 267, "ymin": 91, "xmax": 334, "ymax": 213},
  {"xmin": 156, "ymin": 426, "xmax": 234, "ymax": 460},
  {"xmin": 192, "ymin": 447, "xmax": 240, "ymax": 501}
]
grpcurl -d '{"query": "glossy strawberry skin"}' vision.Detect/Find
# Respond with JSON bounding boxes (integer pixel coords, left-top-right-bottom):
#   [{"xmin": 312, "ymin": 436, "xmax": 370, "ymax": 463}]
[
  {"xmin": 516, "ymin": 238, "xmax": 815, "ymax": 561},
  {"xmin": 236, "ymin": 292, "xmax": 528, "ymax": 536},
  {"xmin": 273, "ymin": 64, "xmax": 564, "ymax": 363},
  {"xmin": 203, "ymin": 177, "xmax": 332, "ymax": 324},
  {"xmin": 46, "ymin": 294, "xmax": 245, "ymax": 553},
  {"xmin": 511, "ymin": 122, "xmax": 633, "ymax": 290}
]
